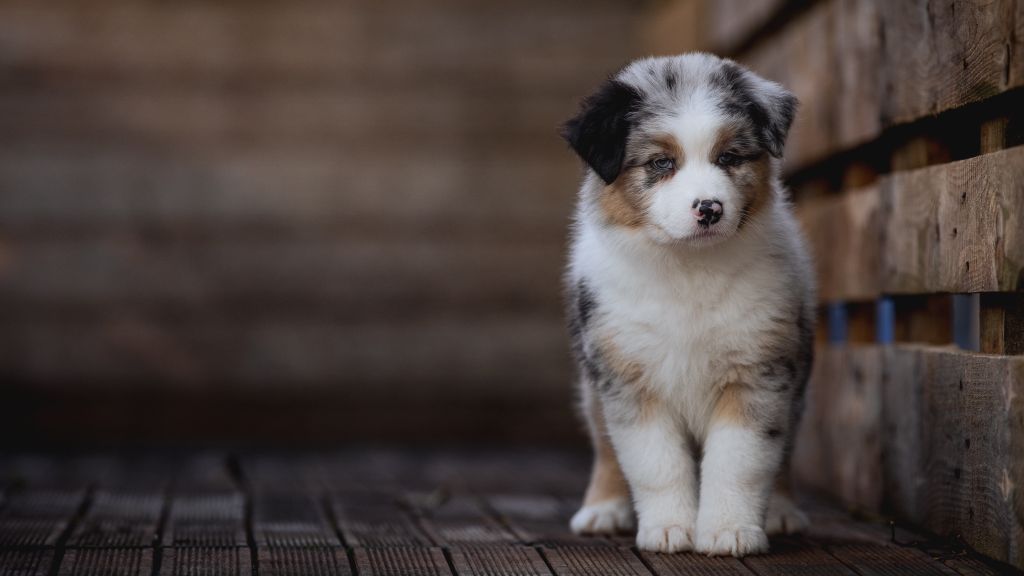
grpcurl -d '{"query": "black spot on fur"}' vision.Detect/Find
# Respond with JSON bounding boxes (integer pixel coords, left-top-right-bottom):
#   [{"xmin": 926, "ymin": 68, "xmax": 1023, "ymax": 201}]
[
  {"xmin": 665, "ymin": 70, "xmax": 677, "ymax": 90},
  {"xmin": 764, "ymin": 427, "xmax": 783, "ymax": 440},
  {"xmin": 576, "ymin": 280, "xmax": 596, "ymax": 329},
  {"xmin": 561, "ymin": 79, "xmax": 642, "ymax": 184}
]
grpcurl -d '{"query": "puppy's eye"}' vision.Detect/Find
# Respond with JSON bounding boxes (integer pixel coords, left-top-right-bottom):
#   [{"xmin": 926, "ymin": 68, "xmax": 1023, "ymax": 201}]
[
  {"xmin": 716, "ymin": 152, "xmax": 741, "ymax": 167},
  {"xmin": 649, "ymin": 157, "xmax": 675, "ymax": 170}
]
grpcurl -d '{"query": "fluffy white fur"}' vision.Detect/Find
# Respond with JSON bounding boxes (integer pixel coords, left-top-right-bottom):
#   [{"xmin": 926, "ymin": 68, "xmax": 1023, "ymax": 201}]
[{"xmin": 563, "ymin": 54, "xmax": 814, "ymax": 557}]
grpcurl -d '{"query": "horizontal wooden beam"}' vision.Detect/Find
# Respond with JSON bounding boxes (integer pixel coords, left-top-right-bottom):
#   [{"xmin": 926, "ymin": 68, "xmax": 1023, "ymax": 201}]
[
  {"xmin": 881, "ymin": 146, "xmax": 1024, "ymax": 294},
  {"xmin": 672, "ymin": 0, "xmax": 1024, "ymax": 174},
  {"xmin": 794, "ymin": 343, "xmax": 1024, "ymax": 568}
]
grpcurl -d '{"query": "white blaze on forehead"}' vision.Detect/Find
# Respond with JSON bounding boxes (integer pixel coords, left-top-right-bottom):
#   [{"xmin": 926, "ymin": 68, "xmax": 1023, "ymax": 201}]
[{"xmin": 657, "ymin": 91, "xmax": 730, "ymax": 165}]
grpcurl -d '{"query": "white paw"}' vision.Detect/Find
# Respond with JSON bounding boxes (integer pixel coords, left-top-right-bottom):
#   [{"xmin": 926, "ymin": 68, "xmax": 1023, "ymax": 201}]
[
  {"xmin": 764, "ymin": 496, "xmax": 809, "ymax": 535},
  {"xmin": 635, "ymin": 523, "xmax": 694, "ymax": 553},
  {"xmin": 570, "ymin": 498, "xmax": 635, "ymax": 535},
  {"xmin": 695, "ymin": 524, "xmax": 768, "ymax": 557}
]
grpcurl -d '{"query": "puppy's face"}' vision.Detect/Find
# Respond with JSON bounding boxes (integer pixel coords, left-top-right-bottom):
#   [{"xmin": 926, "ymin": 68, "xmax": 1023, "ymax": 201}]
[{"xmin": 562, "ymin": 54, "xmax": 797, "ymax": 247}]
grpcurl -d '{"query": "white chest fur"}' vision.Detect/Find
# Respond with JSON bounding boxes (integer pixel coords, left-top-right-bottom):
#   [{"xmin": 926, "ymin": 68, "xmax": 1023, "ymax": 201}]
[{"xmin": 570, "ymin": 206, "xmax": 801, "ymax": 439}]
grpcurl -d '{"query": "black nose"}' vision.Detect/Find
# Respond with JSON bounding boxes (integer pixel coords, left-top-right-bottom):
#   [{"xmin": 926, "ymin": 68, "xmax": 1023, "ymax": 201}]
[{"xmin": 695, "ymin": 199, "xmax": 723, "ymax": 226}]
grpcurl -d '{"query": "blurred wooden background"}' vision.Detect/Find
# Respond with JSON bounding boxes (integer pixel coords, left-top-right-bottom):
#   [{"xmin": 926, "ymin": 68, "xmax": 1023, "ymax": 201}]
[
  {"xmin": 646, "ymin": 0, "xmax": 1024, "ymax": 568},
  {"xmin": 0, "ymin": 0, "xmax": 641, "ymax": 446}
]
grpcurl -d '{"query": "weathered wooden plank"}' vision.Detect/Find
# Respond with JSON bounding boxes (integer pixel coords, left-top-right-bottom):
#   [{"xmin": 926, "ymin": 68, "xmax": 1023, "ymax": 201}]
[
  {"xmin": 251, "ymin": 491, "xmax": 340, "ymax": 547},
  {"xmin": 0, "ymin": 489, "xmax": 85, "ymax": 547},
  {"xmin": 878, "ymin": 0, "xmax": 1021, "ymax": 126},
  {"xmin": 448, "ymin": 546, "xmax": 553, "ymax": 576},
  {"xmin": 0, "ymin": 549, "xmax": 54, "ymax": 576},
  {"xmin": 67, "ymin": 490, "xmax": 164, "ymax": 547},
  {"xmin": 0, "ymin": 2, "xmax": 631, "ymax": 84},
  {"xmin": 162, "ymin": 493, "xmax": 246, "ymax": 547},
  {"xmin": 825, "ymin": 543, "xmax": 958, "ymax": 576},
  {"xmin": 331, "ymin": 491, "xmax": 432, "ymax": 548},
  {"xmin": 352, "ymin": 547, "xmax": 452, "ymax": 576},
  {"xmin": 258, "ymin": 547, "xmax": 351, "ymax": 576},
  {"xmin": 638, "ymin": 550, "xmax": 751, "ymax": 576},
  {"xmin": 792, "ymin": 345, "xmax": 883, "ymax": 512},
  {"xmin": 881, "ymin": 346, "xmax": 1024, "ymax": 569},
  {"xmin": 0, "ymin": 316, "xmax": 569, "ymax": 394},
  {"xmin": 0, "ymin": 150, "xmax": 575, "ymax": 237},
  {"xmin": 0, "ymin": 238, "xmax": 563, "ymax": 314},
  {"xmin": 159, "ymin": 548, "xmax": 253, "ymax": 576},
  {"xmin": 412, "ymin": 494, "xmax": 518, "ymax": 546},
  {"xmin": 56, "ymin": 548, "xmax": 153, "ymax": 576},
  {"xmin": 543, "ymin": 546, "xmax": 652, "ymax": 576},
  {"xmin": 485, "ymin": 494, "xmax": 597, "ymax": 547},
  {"xmin": 742, "ymin": 537, "xmax": 856, "ymax": 576},
  {"xmin": 881, "ymin": 146, "xmax": 1024, "ymax": 294},
  {"xmin": 796, "ymin": 186, "xmax": 882, "ymax": 301}
]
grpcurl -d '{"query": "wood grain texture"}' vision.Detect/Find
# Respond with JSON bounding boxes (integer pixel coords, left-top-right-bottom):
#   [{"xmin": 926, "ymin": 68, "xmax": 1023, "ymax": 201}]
[
  {"xmin": 543, "ymin": 546, "xmax": 651, "ymax": 576},
  {"xmin": 56, "ymin": 549, "xmax": 153, "ymax": 576},
  {"xmin": 639, "ymin": 550, "xmax": 752, "ymax": 575},
  {"xmin": 67, "ymin": 491, "xmax": 165, "ymax": 548},
  {"xmin": 797, "ymin": 186, "xmax": 882, "ymax": 301},
  {"xmin": 352, "ymin": 547, "xmax": 452, "ymax": 576},
  {"xmin": 880, "ymin": 146, "xmax": 1024, "ymax": 293},
  {"xmin": 742, "ymin": 536, "xmax": 856, "ymax": 576},
  {"xmin": 162, "ymin": 493, "xmax": 247, "ymax": 547},
  {"xmin": 825, "ymin": 543, "xmax": 958, "ymax": 576},
  {"xmin": 159, "ymin": 548, "xmax": 253, "ymax": 576},
  {"xmin": 881, "ymin": 346, "xmax": 1024, "ymax": 569},
  {"xmin": 878, "ymin": 0, "xmax": 1021, "ymax": 125},
  {"xmin": 257, "ymin": 547, "xmax": 351, "ymax": 576},
  {"xmin": 792, "ymin": 345, "xmax": 883, "ymax": 512},
  {"xmin": 448, "ymin": 546, "xmax": 553, "ymax": 576},
  {"xmin": 0, "ymin": 549, "xmax": 54, "ymax": 576}
]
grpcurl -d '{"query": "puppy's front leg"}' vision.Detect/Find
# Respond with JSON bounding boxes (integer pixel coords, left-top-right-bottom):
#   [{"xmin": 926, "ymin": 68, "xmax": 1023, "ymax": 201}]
[
  {"xmin": 695, "ymin": 385, "xmax": 785, "ymax": 556},
  {"xmin": 603, "ymin": 396, "xmax": 698, "ymax": 553}
]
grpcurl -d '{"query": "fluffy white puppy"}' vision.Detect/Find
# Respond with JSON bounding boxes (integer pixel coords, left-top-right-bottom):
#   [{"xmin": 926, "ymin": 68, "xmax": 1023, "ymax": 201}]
[{"xmin": 562, "ymin": 53, "xmax": 815, "ymax": 557}]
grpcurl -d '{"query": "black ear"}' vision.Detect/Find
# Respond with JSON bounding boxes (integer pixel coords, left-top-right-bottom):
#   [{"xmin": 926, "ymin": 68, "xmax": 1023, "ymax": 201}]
[{"xmin": 560, "ymin": 79, "xmax": 641, "ymax": 184}]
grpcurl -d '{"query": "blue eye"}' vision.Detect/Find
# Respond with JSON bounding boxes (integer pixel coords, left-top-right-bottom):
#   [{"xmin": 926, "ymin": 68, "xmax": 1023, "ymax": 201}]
[{"xmin": 650, "ymin": 157, "xmax": 674, "ymax": 170}]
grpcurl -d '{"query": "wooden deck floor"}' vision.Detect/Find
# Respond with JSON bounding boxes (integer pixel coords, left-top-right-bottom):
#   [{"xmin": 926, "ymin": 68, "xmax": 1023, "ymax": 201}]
[{"xmin": 0, "ymin": 450, "xmax": 1015, "ymax": 575}]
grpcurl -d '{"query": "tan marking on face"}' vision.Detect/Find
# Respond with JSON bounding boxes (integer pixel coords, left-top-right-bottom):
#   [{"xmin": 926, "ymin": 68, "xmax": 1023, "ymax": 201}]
[
  {"xmin": 599, "ymin": 179, "xmax": 646, "ymax": 228},
  {"xmin": 733, "ymin": 155, "xmax": 773, "ymax": 223},
  {"xmin": 649, "ymin": 133, "xmax": 684, "ymax": 164},
  {"xmin": 710, "ymin": 124, "xmax": 739, "ymax": 160}
]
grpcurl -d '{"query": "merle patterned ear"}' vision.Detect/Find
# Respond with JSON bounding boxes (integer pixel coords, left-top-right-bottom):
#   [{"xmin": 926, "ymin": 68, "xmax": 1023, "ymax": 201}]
[
  {"xmin": 746, "ymin": 75, "xmax": 798, "ymax": 158},
  {"xmin": 560, "ymin": 79, "xmax": 641, "ymax": 184}
]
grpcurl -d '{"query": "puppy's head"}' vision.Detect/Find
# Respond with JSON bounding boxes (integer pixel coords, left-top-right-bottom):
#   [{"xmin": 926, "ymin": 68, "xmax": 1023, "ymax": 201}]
[{"xmin": 562, "ymin": 53, "xmax": 797, "ymax": 247}]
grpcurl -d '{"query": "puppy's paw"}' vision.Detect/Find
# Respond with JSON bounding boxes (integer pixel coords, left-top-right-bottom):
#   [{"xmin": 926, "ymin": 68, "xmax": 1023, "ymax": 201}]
[
  {"xmin": 695, "ymin": 524, "xmax": 768, "ymax": 557},
  {"xmin": 635, "ymin": 523, "xmax": 694, "ymax": 553},
  {"xmin": 764, "ymin": 494, "xmax": 809, "ymax": 535},
  {"xmin": 570, "ymin": 498, "xmax": 634, "ymax": 535}
]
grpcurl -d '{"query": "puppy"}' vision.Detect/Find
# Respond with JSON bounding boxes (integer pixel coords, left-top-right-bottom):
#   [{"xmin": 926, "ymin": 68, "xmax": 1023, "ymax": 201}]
[{"xmin": 561, "ymin": 54, "xmax": 815, "ymax": 556}]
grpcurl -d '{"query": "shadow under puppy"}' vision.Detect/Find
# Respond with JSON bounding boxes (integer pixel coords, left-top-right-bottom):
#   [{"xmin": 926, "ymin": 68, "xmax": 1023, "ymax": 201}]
[{"xmin": 562, "ymin": 53, "xmax": 815, "ymax": 556}]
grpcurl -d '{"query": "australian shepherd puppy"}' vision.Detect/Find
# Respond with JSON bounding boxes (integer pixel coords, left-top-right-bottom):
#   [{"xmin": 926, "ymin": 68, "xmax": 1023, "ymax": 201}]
[{"xmin": 561, "ymin": 53, "xmax": 815, "ymax": 556}]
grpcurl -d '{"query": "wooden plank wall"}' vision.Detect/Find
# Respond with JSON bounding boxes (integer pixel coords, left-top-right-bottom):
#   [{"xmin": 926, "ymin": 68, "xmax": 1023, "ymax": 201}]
[
  {"xmin": 646, "ymin": 0, "xmax": 1024, "ymax": 569},
  {"xmin": 0, "ymin": 0, "xmax": 641, "ymax": 444}
]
